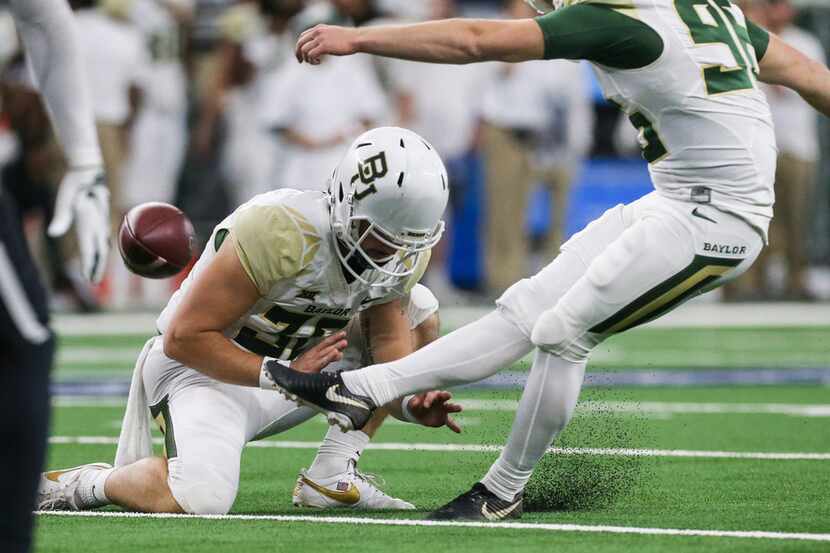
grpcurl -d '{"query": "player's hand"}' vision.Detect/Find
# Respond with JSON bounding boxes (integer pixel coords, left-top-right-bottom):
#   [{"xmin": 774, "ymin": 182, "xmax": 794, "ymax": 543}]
[
  {"xmin": 295, "ymin": 25, "xmax": 359, "ymax": 65},
  {"xmin": 48, "ymin": 167, "xmax": 111, "ymax": 284},
  {"xmin": 406, "ymin": 391, "xmax": 463, "ymax": 433},
  {"xmin": 290, "ymin": 331, "xmax": 348, "ymax": 374}
]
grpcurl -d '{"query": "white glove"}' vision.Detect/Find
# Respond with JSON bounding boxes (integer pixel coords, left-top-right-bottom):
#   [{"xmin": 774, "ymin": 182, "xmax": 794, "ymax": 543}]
[{"xmin": 48, "ymin": 166, "xmax": 111, "ymax": 284}]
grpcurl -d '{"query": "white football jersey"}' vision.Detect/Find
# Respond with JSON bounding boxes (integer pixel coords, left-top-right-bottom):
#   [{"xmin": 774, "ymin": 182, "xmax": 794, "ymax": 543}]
[
  {"xmin": 591, "ymin": 0, "xmax": 776, "ymax": 237},
  {"xmin": 157, "ymin": 189, "xmax": 429, "ymax": 361}
]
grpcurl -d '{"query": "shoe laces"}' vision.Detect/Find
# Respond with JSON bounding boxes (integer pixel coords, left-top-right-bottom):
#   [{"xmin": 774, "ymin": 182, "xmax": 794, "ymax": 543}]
[
  {"xmin": 353, "ymin": 468, "xmax": 386, "ymax": 490},
  {"xmin": 346, "ymin": 459, "xmax": 390, "ymax": 496}
]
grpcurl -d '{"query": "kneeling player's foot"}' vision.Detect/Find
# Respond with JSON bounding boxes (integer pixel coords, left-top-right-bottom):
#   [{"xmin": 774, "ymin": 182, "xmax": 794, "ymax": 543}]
[
  {"xmin": 293, "ymin": 463, "xmax": 415, "ymax": 510},
  {"xmin": 37, "ymin": 462, "xmax": 113, "ymax": 511},
  {"xmin": 264, "ymin": 362, "xmax": 376, "ymax": 431},
  {"xmin": 428, "ymin": 483, "xmax": 522, "ymax": 521},
  {"xmin": 292, "ymin": 462, "xmax": 415, "ymax": 511}
]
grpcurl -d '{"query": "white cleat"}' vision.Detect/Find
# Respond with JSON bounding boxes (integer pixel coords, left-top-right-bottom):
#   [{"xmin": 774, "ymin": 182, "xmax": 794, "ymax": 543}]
[
  {"xmin": 292, "ymin": 463, "xmax": 415, "ymax": 510},
  {"xmin": 37, "ymin": 462, "xmax": 112, "ymax": 511}
]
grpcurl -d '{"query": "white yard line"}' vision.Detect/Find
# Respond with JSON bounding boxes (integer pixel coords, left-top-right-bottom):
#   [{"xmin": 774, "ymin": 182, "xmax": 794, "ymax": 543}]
[
  {"xmin": 52, "ymin": 303, "xmax": 830, "ymax": 337},
  {"xmin": 53, "ymin": 397, "xmax": 127, "ymax": 407},
  {"xmin": 57, "ymin": 348, "xmax": 138, "ymax": 364},
  {"xmin": 34, "ymin": 510, "xmax": 830, "ymax": 543},
  {"xmin": 53, "ymin": 397, "xmax": 830, "ymax": 417},
  {"xmin": 47, "ymin": 436, "xmax": 830, "ymax": 461},
  {"xmin": 462, "ymin": 399, "xmax": 830, "ymax": 417}
]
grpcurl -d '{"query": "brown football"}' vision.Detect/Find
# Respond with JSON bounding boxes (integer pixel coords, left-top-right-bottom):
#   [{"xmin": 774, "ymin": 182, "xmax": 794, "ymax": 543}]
[{"xmin": 118, "ymin": 202, "xmax": 196, "ymax": 279}]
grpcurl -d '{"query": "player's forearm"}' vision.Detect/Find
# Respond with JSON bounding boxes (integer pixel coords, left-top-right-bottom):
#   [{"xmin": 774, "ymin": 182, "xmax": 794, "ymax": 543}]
[
  {"xmin": 361, "ymin": 309, "xmax": 416, "ymax": 418},
  {"xmin": 353, "ymin": 19, "xmax": 532, "ymax": 64},
  {"xmin": 10, "ymin": 0, "xmax": 102, "ymax": 168},
  {"xmin": 163, "ymin": 329, "xmax": 262, "ymax": 387}
]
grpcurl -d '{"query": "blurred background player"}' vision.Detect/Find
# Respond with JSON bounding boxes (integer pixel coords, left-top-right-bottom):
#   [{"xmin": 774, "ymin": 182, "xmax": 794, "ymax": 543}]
[
  {"xmin": 116, "ymin": 0, "xmax": 193, "ymax": 308},
  {"xmin": 1, "ymin": 1, "xmax": 109, "ymax": 552},
  {"xmin": 261, "ymin": 33, "xmax": 387, "ymax": 192},
  {"xmin": 478, "ymin": 0, "xmax": 591, "ymax": 295},
  {"xmin": 732, "ymin": 0, "xmax": 826, "ymax": 300},
  {"xmin": 71, "ymin": 0, "xmax": 149, "ymax": 308}
]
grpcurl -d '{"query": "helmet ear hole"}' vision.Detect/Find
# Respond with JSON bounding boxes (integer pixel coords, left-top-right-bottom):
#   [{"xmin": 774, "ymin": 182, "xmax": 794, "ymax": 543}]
[{"xmin": 339, "ymin": 182, "xmax": 345, "ymax": 202}]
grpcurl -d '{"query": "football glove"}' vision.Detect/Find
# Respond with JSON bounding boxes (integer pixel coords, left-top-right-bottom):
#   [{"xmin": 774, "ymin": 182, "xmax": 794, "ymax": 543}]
[{"xmin": 48, "ymin": 166, "xmax": 111, "ymax": 284}]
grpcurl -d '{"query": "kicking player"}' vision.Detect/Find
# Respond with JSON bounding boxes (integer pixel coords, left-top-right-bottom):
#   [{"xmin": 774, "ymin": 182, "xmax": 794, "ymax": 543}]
[
  {"xmin": 38, "ymin": 127, "xmax": 461, "ymax": 515},
  {"xmin": 267, "ymin": 0, "xmax": 830, "ymax": 520},
  {"xmin": 2, "ymin": 1, "xmax": 109, "ymax": 551}
]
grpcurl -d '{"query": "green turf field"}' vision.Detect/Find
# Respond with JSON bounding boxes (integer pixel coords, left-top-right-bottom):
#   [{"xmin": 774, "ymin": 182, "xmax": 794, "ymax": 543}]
[
  {"xmin": 37, "ymin": 382, "xmax": 830, "ymax": 552},
  {"xmin": 38, "ymin": 319, "xmax": 830, "ymax": 551}
]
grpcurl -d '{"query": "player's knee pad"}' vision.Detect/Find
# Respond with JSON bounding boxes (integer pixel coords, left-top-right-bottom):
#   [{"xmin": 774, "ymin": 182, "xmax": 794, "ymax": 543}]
[
  {"xmin": 167, "ymin": 462, "xmax": 238, "ymax": 515},
  {"xmin": 530, "ymin": 308, "xmax": 593, "ymax": 362}
]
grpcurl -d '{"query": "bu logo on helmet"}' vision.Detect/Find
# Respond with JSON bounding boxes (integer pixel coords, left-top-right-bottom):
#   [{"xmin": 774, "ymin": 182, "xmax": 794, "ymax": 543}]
[{"xmin": 353, "ymin": 152, "xmax": 387, "ymax": 200}]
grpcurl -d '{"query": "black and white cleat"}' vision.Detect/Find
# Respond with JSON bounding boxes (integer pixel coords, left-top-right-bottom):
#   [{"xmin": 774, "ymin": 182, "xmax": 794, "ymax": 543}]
[
  {"xmin": 263, "ymin": 360, "xmax": 377, "ymax": 431},
  {"xmin": 428, "ymin": 483, "xmax": 523, "ymax": 521}
]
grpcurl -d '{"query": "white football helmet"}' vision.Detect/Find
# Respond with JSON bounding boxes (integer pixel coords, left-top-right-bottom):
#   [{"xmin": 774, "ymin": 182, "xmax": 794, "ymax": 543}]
[{"xmin": 329, "ymin": 127, "xmax": 448, "ymax": 287}]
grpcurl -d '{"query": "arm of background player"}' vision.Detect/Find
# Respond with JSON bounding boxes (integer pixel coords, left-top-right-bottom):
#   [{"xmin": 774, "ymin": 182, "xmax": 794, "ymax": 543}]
[
  {"xmin": 163, "ymin": 239, "xmax": 346, "ymax": 387},
  {"xmin": 758, "ymin": 33, "xmax": 830, "ymax": 118},
  {"xmin": 295, "ymin": 18, "xmax": 544, "ymax": 65},
  {"xmin": 9, "ymin": 0, "xmax": 102, "ymax": 168}
]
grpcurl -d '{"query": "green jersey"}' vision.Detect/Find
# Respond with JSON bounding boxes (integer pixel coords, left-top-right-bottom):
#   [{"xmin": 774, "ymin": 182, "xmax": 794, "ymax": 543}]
[{"xmin": 537, "ymin": 1, "xmax": 776, "ymax": 238}]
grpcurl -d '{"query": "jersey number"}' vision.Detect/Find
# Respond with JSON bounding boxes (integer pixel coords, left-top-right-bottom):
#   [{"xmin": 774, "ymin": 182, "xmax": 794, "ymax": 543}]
[
  {"xmin": 262, "ymin": 306, "xmax": 348, "ymax": 361},
  {"xmin": 675, "ymin": 0, "xmax": 760, "ymax": 95},
  {"xmin": 610, "ymin": 99, "xmax": 668, "ymax": 164}
]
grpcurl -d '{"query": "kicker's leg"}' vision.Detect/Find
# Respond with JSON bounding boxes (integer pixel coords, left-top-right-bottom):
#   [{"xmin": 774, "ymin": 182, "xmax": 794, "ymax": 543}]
[{"xmin": 483, "ymin": 200, "xmax": 763, "ymax": 504}]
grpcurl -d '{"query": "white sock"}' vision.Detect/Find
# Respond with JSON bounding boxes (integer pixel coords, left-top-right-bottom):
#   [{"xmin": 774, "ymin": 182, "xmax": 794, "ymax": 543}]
[
  {"xmin": 92, "ymin": 467, "xmax": 114, "ymax": 504},
  {"xmin": 342, "ymin": 310, "xmax": 533, "ymax": 406},
  {"xmin": 480, "ymin": 350, "xmax": 586, "ymax": 501},
  {"xmin": 307, "ymin": 426, "xmax": 371, "ymax": 479},
  {"xmin": 75, "ymin": 466, "xmax": 115, "ymax": 509}
]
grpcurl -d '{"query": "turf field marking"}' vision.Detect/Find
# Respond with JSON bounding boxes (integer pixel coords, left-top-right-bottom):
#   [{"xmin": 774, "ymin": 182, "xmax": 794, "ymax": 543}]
[
  {"xmin": 51, "ymin": 304, "xmax": 830, "ymax": 335},
  {"xmin": 48, "ymin": 436, "xmax": 830, "ymax": 460},
  {"xmin": 53, "ymin": 397, "xmax": 830, "ymax": 417},
  {"xmin": 34, "ymin": 510, "xmax": 830, "ymax": 542},
  {"xmin": 463, "ymin": 399, "xmax": 830, "ymax": 417},
  {"xmin": 57, "ymin": 348, "xmax": 138, "ymax": 364}
]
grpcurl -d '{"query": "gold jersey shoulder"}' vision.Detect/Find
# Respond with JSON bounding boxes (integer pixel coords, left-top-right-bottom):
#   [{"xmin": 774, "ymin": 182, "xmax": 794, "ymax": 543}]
[{"xmin": 230, "ymin": 190, "xmax": 329, "ymax": 296}]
